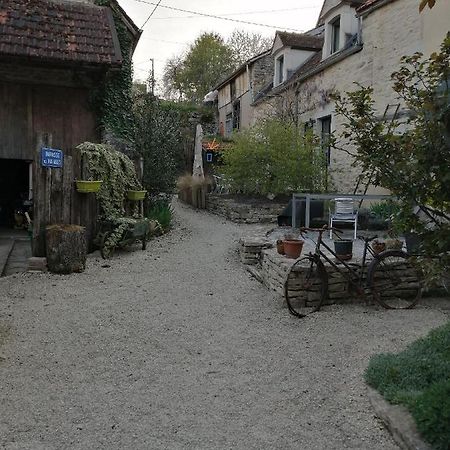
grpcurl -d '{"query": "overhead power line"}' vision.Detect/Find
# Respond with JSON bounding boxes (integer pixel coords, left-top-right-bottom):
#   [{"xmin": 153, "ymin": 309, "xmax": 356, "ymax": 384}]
[
  {"xmin": 130, "ymin": 0, "xmax": 303, "ymax": 32},
  {"xmin": 148, "ymin": 6, "xmax": 321, "ymax": 20},
  {"xmin": 141, "ymin": 0, "xmax": 163, "ymax": 28}
]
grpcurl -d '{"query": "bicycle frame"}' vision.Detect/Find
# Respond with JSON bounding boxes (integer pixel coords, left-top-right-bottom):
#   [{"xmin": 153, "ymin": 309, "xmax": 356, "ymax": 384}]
[{"xmin": 301, "ymin": 226, "xmax": 377, "ymax": 298}]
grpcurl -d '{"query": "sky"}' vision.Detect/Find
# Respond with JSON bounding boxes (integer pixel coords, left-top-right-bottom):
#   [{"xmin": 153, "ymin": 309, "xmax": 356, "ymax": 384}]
[{"xmin": 117, "ymin": 0, "xmax": 324, "ymax": 90}]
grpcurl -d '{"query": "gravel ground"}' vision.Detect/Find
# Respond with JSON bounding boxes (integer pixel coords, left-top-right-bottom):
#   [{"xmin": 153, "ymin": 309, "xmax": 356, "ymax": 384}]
[{"xmin": 0, "ymin": 199, "xmax": 448, "ymax": 450}]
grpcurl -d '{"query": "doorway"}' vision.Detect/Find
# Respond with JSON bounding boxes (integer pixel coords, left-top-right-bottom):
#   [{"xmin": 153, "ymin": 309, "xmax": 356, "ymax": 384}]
[{"xmin": 0, "ymin": 159, "xmax": 31, "ymax": 228}]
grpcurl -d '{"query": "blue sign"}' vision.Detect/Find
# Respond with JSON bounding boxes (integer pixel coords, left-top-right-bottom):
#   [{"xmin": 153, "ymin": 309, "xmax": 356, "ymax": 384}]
[{"xmin": 41, "ymin": 147, "xmax": 63, "ymax": 168}]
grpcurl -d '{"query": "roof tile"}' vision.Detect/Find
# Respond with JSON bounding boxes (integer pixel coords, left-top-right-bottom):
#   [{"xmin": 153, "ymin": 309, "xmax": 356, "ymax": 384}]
[{"xmin": 0, "ymin": 0, "xmax": 122, "ymax": 66}]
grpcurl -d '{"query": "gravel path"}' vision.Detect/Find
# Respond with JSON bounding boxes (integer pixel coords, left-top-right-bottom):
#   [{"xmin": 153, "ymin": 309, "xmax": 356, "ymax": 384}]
[{"xmin": 0, "ymin": 199, "xmax": 448, "ymax": 450}]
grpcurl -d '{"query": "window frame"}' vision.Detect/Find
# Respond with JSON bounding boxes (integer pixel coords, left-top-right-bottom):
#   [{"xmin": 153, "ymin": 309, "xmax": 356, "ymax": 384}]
[
  {"xmin": 276, "ymin": 54, "xmax": 285, "ymax": 85},
  {"xmin": 330, "ymin": 15, "xmax": 341, "ymax": 54}
]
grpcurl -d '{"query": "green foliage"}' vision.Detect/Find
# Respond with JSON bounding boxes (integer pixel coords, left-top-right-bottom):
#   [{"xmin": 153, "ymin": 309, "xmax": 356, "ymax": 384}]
[
  {"xmin": 92, "ymin": 0, "xmax": 135, "ymax": 144},
  {"xmin": 412, "ymin": 379, "xmax": 450, "ymax": 450},
  {"xmin": 365, "ymin": 321, "xmax": 450, "ymax": 449},
  {"xmin": 221, "ymin": 119, "xmax": 328, "ymax": 195},
  {"xmin": 77, "ymin": 142, "xmax": 141, "ymax": 219},
  {"xmin": 146, "ymin": 203, "xmax": 173, "ymax": 232},
  {"xmin": 369, "ymin": 200, "xmax": 401, "ymax": 221},
  {"xmin": 133, "ymin": 96, "xmax": 188, "ymax": 194},
  {"xmin": 333, "ymin": 34, "xmax": 450, "ymax": 275},
  {"xmin": 163, "ymin": 32, "xmax": 234, "ymax": 103}
]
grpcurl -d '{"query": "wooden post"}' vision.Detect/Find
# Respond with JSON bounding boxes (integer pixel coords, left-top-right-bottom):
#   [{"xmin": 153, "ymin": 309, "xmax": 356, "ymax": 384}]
[
  {"xmin": 46, "ymin": 224, "xmax": 87, "ymax": 273},
  {"xmin": 32, "ymin": 132, "xmax": 52, "ymax": 256}
]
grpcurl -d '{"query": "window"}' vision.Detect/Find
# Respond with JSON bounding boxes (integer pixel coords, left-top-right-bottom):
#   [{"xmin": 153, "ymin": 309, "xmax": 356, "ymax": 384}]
[
  {"xmin": 230, "ymin": 80, "xmax": 236, "ymax": 101},
  {"xmin": 232, "ymin": 100, "xmax": 241, "ymax": 130},
  {"xmin": 330, "ymin": 16, "xmax": 340, "ymax": 54},
  {"xmin": 225, "ymin": 113, "xmax": 233, "ymax": 135},
  {"xmin": 276, "ymin": 55, "xmax": 284, "ymax": 85},
  {"xmin": 320, "ymin": 116, "xmax": 332, "ymax": 165}
]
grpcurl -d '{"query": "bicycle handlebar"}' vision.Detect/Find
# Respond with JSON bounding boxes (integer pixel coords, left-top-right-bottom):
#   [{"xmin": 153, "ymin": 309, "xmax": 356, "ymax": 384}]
[{"xmin": 300, "ymin": 225, "xmax": 342, "ymax": 234}]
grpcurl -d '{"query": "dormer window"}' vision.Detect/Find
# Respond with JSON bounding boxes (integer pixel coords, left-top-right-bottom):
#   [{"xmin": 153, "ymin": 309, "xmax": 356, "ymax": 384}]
[
  {"xmin": 276, "ymin": 55, "xmax": 284, "ymax": 85},
  {"xmin": 330, "ymin": 16, "xmax": 340, "ymax": 54}
]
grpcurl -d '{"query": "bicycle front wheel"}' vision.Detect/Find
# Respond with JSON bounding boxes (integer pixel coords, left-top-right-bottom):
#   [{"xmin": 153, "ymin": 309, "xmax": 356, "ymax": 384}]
[
  {"xmin": 284, "ymin": 256, "xmax": 328, "ymax": 318},
  {"xmin": 368, "ymin": 250, "xmax": 422, "ymax": 309}
]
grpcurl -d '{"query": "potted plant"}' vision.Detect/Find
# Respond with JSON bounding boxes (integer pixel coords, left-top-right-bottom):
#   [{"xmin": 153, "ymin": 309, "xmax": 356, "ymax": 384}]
[
  {"xmin": 75, "ymin": 179, "xmax": 103, "ymax": 193},
  {"xmin": 283, "ymin": 234, "xmax": 304, "ymax": 259},
  {"xmin": 334, "ymin": 239, "xmax": 353, "ymax": 260},
  {"xmin": 371, "ymin": 239, "xmax": 386, "ymax": 254},
  {"xmin": 127, "ymin": 190, "xmax": 147, "ymax": 201},
  {"xmin": 385, "ymin": 238, "xmax": 403, "ymax": 250}
]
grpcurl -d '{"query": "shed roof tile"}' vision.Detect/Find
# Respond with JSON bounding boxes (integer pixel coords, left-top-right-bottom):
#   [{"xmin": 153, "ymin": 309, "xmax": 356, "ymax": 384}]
[{"xmin": 0, "ymin": 0, "xmax": 122, "ymax": 66}]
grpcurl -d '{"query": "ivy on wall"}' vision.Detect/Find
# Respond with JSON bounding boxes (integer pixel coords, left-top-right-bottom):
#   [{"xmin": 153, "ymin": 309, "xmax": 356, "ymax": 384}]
[{"xmin": 93, "ymin": 0, "xmax": 135, "ymax": 147}]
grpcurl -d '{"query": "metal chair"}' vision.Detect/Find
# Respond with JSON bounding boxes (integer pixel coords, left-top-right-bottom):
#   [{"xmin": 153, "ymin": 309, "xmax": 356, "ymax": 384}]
[{"xmin": 329, "ymin": 197, "xmax": 358, "ymax": 239}]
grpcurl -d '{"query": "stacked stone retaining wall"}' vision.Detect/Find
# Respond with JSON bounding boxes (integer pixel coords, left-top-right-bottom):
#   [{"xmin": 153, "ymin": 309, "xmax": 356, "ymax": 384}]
[
  {"xmin": 240, "ymin": 237, "xmax": 420, "ymax": 307},
  {"xmin": 207, "ymin": 194, "xmax": 285, "ymax": 224}
]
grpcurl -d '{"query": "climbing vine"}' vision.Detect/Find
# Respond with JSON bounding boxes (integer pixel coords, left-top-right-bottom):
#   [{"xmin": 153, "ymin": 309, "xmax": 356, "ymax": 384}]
[
  {"xmin": 92, "ymin": 0, "xmax": 135, "ymax": 145},
  {"xmin": 77, "ymin": 142, "xmax": 141, "ymax": 219}
]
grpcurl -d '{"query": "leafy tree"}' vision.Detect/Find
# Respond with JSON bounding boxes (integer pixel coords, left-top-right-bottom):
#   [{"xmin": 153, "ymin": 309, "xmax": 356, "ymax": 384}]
[
  {"xmin": 226, "ymin": 29, "xmax": 273, "ymax": 67},
  {"xmin": 221, "ymin": 118, "xmax": 327, "ymax": 195},
  {"xmin": 333, "ymin": 34, "xmax": 450, "ymax": 275},
  {"xmin": 133, "ymin": 95, "xmax": 186, "ymax": 194},
  {"xmin": 163, "ymin": 33, "xmax": 234, "ymax": 104},
  {"xmin": 162, "ymin": 55, "xmax": 185, "ymax": 101}
]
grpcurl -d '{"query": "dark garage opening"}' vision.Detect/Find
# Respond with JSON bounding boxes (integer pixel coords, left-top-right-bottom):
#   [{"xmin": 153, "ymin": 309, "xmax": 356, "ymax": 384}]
[{"xmin": 0, "ymin": 159, "xmax": 30, "ymax": 228}]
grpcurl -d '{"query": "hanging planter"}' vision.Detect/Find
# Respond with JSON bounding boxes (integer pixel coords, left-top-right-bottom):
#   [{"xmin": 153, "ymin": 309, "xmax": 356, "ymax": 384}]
[
  {"xmin": 76, "ymin": 180, "xmax": 102, "ymax": 193},
  {"xmin": 127, "ymin": 190, "xmax": 147, "ymax": 201}
]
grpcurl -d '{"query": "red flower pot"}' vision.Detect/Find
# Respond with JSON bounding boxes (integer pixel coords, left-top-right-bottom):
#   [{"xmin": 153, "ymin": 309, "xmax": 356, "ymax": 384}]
[{"xmin": 283, "ymin": 239, "xmax": 304, "ymax": 259}]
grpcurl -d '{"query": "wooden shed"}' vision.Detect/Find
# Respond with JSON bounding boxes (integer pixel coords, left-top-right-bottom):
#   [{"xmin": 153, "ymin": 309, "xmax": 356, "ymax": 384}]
[{"xmin": 0, "ymin": 0, "xmax": 140, "ymax": 256}]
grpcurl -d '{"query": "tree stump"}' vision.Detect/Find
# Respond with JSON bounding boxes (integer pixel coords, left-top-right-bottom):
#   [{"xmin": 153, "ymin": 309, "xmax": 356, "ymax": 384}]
[{"xmin": 45, "ymin": 224, "xmax": 87, "ymax": 274}]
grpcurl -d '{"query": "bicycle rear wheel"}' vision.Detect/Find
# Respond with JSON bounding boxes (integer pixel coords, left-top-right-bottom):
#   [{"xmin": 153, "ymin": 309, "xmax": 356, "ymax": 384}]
[
  {"xmin": 368, "ymin": 250, "xmax": 422, "ymax": 309},
  {"xmin": 284, "ymin": 256, "xmax": 328, "ymax": 318}
]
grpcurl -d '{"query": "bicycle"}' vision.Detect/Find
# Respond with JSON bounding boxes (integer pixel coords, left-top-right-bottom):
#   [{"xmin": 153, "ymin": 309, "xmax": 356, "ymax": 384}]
[{"xmin": 284, "ymin": 225, "xmax": 422, "ymax": 318}]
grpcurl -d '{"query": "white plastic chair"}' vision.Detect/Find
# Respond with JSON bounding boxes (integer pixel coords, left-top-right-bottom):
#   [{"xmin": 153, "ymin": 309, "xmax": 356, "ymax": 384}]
[{"xmin": 329, "ymin": 197, "xmax": 358, "ymax": 239}]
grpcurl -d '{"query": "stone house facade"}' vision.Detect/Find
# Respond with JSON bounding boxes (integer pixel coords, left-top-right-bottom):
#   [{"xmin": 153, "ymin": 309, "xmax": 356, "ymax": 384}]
[
  {"xmin": 213, "ymin": 51, "xmax": 273, "ymax": 137},
  {"xmin": 252, "ymin": 0, "xmax": 449, "ymax": 193}
]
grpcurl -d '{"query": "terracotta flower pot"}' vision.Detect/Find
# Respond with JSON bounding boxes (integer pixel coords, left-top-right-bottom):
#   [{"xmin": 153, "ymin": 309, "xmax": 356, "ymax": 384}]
[
  {"xmin": 276, "ymin": 240, "xmax": 285, "ymax": 255},
  {"xmin": 283, "ymin": 239, "xmax": 304, "ymax": 259}
]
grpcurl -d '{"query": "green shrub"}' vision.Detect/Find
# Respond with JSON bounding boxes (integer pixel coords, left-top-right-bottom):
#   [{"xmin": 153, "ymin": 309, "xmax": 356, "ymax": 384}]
[
  {"xmin": 146, "ymin": 203, "xmax": 173, "ymax": 232},
  {"xmin": 412, "ymin": 379, "xmax": 450, "ymax": 450},
  {"xmin": 221, "ymin": 118, "xmax": 328, "ymax": 195},
  {"xmin": 365, "ymin": 321, "xmax": 450, "ymax": 448}
]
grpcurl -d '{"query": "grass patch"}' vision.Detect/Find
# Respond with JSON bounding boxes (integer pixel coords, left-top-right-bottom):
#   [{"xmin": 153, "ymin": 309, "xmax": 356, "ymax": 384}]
[
  {"xmin": 365, "ymin": 321, "xmax": 450, "ymax": 449},
  {"xmin": 146, "ymin": 202, "xmax": 173, "ymax": 233}
]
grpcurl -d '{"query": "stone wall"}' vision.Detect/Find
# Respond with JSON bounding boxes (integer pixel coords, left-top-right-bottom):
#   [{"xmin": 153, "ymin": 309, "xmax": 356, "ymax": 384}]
[
  {"xmin": 251, "ymin": 53, "xmax": 274, "ymax": 101},
  {"xmin": 206, "ymin": 194, "xmax": 285, "ymax": 224},
  {"xmin": 240, "ymin": 237, "xmax": 420, "ymax": 307},
  {"xmin": 296, "ymin": 0, "xmax": 425, "ymax": 194}
]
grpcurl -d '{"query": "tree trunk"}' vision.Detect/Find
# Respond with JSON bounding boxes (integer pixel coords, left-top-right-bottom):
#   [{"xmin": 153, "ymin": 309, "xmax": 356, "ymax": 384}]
[{"xmin": 45, "ymin": 224, "xmax": 87, "ymax": 274}]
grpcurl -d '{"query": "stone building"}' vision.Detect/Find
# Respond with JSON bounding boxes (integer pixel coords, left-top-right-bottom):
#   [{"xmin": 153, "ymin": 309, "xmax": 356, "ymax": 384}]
[
  {"xmin": 213, "ymin": 50, "xmax": 273, "ymax": 137},
  {"xmin": 252, "ymin": 0, "xmax": 449, "ymax": 193}
]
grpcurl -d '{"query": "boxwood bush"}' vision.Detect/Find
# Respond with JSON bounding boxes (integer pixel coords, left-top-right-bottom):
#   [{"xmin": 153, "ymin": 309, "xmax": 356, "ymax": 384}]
[{"xmin": 365, "ymin": 321, "xmax": 450, "ymax": 449}]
